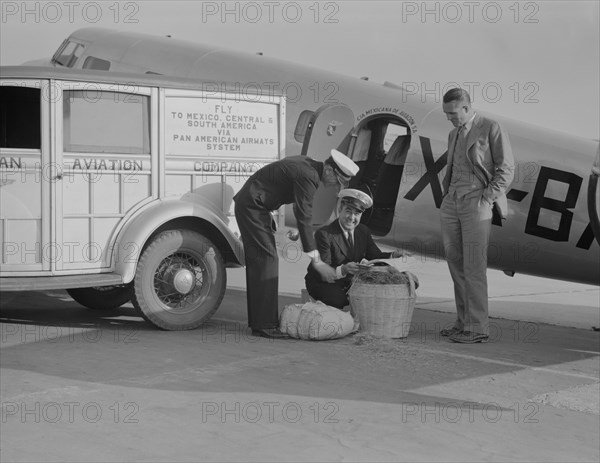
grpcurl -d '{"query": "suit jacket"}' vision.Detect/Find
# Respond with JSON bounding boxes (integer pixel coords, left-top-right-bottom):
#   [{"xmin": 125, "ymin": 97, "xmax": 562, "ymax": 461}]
[
  {"xmin": 234, "ymin": 156, "xmax": 323, "ymax": 252},
  {"xmin": 443, "ymin": 113, "xmax": 515, "ymax": 206},
  {"xmin": 306, "ymin": 220, "xmax": 391, "ymax": 282}
]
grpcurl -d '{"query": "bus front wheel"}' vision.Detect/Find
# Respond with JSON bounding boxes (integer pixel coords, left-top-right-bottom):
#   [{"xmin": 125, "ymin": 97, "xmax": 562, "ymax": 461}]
[{"xmin": 132, "ymin": 230, "xmax": 226, "ymax": 330}]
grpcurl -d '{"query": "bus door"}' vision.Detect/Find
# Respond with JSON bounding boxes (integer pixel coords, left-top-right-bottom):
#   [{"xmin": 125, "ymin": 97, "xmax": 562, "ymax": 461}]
[
  {"xmin": 53, "ymin": 81, "xmax": 157, "ymax": 271},
  {"xmin": 0, "ymin": 79, "xmax": 51, "ymax": 273}
]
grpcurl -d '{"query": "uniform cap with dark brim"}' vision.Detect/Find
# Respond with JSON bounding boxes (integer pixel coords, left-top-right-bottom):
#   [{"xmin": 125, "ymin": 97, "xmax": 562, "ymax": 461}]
[
  {"xmin": 338, "ymin": 188, "xmax": 373, "ymax": 212},
  {"xmin": 329, "ymin": 149, "xmax": 359, "ymax": 186}
]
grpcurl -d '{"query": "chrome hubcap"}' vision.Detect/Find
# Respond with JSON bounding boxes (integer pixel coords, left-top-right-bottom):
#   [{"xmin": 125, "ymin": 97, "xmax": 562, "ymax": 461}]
[
  {"xmin": 173, "ymin": 269, "xmax": 195, "ymax": 294},
  {"xmin": 153, "ymin": 253, "xmax": 206, "ymax": 309}
]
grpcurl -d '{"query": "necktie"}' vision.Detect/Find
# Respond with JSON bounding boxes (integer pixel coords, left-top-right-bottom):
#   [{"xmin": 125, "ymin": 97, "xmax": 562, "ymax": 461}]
[
  {"xmin": 347, "ymin": 232, "xmax": 354, "ymax": 250},
  {"xmin": 453, "ymin": 125, "xmax": 464, "ymax": 151}
]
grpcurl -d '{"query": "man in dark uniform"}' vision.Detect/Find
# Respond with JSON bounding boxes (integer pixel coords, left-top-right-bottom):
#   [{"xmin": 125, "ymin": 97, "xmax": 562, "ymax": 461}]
[
  {"xmin": 234, "ymin": 150, "xmax": 359, "ymax": 338},
  {"xmin": 305, "ymin": 188, "xmax": 405, "ymax": 309}
]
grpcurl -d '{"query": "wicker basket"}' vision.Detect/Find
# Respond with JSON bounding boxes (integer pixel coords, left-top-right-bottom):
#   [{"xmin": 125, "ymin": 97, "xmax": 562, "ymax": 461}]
[{"xmin": 348, "ymin": 272, "xmax": 417, "ymax": 338}]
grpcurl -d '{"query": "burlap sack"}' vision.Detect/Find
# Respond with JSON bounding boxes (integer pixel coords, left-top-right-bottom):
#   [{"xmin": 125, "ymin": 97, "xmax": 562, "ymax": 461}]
[{"xmin": 280, "ymin": 301, "xmax": 355, "ymax": 340}]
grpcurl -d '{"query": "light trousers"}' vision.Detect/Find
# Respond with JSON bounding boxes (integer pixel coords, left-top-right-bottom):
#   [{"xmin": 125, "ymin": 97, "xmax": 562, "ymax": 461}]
[{"xmin": 440, "ymin": 192, "xmax": 493, "ymax": 335}]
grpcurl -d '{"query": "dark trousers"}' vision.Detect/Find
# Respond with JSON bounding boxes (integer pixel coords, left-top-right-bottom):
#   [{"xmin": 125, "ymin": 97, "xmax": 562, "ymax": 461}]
[
  {"xmin": 305, "ymin": 273, "xmax": 352, "ymax": 309},
  {"xmin": 234, "ymin": 198, "xmax": 279, "ymax": 329}
]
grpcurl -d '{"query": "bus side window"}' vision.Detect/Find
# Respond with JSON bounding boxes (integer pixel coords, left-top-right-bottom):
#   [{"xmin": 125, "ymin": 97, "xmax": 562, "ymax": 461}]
[
  {"xmin": 63, "ymin": 91, "xmax": 150, "ymax": 154},
  {"xmin": 0, "ymin": 86, "xmax": 41, "ymax": 149}
]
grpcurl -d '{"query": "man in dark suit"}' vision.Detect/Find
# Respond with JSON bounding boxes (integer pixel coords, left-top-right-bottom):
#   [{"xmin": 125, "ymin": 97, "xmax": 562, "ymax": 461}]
[
  {"xmin": 305, "ymin": 188, "xmax": 405, "ymax": 309},
  {"xmin": 234, "ymin": 151, "xmax": 359, "ymax": 338},
  {"xmin": 440, "ymin": 88, "xmax": 514, "ymax": 343}
]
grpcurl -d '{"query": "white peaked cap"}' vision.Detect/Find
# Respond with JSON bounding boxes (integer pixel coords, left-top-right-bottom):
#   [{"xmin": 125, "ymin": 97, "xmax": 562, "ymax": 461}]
[
  {"xmin": 337, "ymin": 188, "xmax": 373, "ymax": 212},
  {"xmin": 330, "ymin": 149, "xmax": 359, "ymax": 178}
]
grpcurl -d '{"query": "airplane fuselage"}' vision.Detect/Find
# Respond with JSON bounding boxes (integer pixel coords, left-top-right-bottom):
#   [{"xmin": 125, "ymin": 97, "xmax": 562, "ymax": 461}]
[{"xmin": 33, "ymin": 28, "xmax": 600, "ymax": 285}]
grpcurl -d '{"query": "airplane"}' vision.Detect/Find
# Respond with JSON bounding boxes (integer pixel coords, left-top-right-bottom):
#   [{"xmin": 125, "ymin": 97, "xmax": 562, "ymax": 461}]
[
  {"xmin": 46, "ymin": 28, "xmax": 600, "ymax": 279},
  {"xmin": 1, "ymin": 27, "xmax": 597, "ymax": 330}
]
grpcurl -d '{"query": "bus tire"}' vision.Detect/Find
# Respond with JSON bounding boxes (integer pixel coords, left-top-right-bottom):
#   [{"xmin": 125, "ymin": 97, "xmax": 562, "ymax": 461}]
[
  {"xmin": 67, "ymin": 285, "xmax": 133, "ymax": 310},
  {"xmin": 132, "ymin": 230, "xmax": 226, "ymax": 330}
]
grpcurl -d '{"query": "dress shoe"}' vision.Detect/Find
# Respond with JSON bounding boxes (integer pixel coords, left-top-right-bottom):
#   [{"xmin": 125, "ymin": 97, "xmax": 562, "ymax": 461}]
[
  {"xmin": 440, "ymin": 326, "xmax": 463, "ymax": 337},
  {"xmin": 251, "ymin": 328, "xmax": 290, "ymax": 339},
  {"xmin": 449, "ymin": 331, "xmax": 489, "ymax": 343}
]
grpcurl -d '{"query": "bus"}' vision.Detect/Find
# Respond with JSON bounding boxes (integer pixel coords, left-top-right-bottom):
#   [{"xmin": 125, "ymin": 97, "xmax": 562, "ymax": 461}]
[{"xmin": 0, "ymin": 66, "xmax": 286, "ymax": 330}]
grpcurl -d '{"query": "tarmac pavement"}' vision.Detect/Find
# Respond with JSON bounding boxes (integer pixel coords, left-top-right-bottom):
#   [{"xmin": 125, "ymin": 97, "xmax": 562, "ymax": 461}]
[{"xmin": 1, "ymin": 242, "xmax": 599, "ymax": 462}]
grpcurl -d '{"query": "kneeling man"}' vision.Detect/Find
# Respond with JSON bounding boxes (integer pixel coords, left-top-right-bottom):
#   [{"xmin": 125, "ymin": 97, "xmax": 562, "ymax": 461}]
[{"xmin": 305, "ymin": 188, "xmax": 404, "ymax": 309}]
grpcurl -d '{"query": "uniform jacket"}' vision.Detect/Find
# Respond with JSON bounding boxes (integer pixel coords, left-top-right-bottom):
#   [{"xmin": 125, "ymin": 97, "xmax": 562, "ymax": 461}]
[
  {"xmin": 443, "ymin": 113, "xmax": 515, "ymax": 207},
  {"xmin": 234, "ymin": 156, "xmax": 323, "ymax": 252},
  {"xmin": 306, "ymin": 220, "xmax": 391, "ymax": 281}
]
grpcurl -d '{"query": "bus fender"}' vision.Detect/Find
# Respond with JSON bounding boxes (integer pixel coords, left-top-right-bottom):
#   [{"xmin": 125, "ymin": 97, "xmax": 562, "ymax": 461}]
[{"xmin": 111, "ymin": 197, "xmax": 244, "ymax": 284}]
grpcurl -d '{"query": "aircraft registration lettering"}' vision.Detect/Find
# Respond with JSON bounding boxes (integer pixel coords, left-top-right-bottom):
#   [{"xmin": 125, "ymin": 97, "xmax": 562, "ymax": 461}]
[
  {"xmin": 405, "ymin": 136, "xmax": 596, "ymax": 250},
  {"xmin": 525, "ymin": 166, "xmax": 582, "ymax": 242},
  {"xmin": 403, "ymin": 136, "xmax": 446, "ymax": 207}
]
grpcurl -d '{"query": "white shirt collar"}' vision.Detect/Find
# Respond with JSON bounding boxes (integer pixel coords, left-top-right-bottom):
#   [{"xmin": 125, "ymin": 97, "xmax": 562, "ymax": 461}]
[
  {"xmin": 338, "ymin": 221, "xmax": 353, "ymax": 239},
  {"xmin": 461, "ymin": 112, "xmax": 477, "ymax": 133}
]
